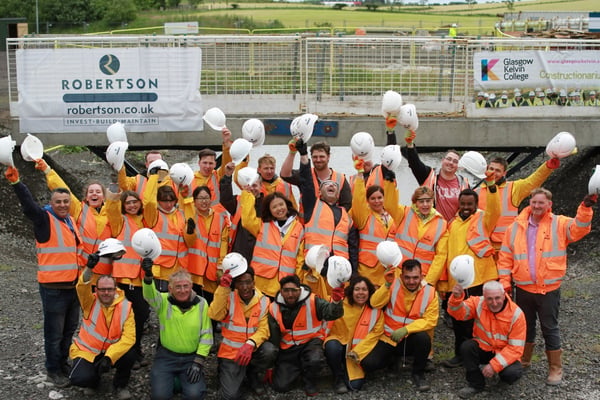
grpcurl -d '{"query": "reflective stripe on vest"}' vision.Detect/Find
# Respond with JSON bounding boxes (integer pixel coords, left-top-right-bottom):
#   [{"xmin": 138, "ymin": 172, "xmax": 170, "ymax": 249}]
[
  {"xmin": 74, "ymin": 297, "xmax": 131, "ymax": 354},
  {"xmin": 37, "ymin": 211, "xmax": 80, "ymax": 283},
  {"xmin": 161, "ymin": 298, "xmax": 213, "ymax": 347},
  {"xmin": 270, "ymin": 294, "xmax": 322, "ymax": 349},
  {"xmin": 77, "ymin": 204, "xmax": 111, "ymax": 273},
  {"xmin": 358, "ymin": 214, "xmax": 388, "ymax": 267},
  {"xmin": 394, "ymin": 209, "xmax": 446, "ymax": 272},
  {"xmin": 112, "ymin": 215, "xmax": 142, "ymax": 279},
  {"xmin": 154, "ymin": 210, "xmax": 187, "ymax": 268},
  {"xmin": 423, "ymin": 169, "xmax": 468, "ymax": 199},
  {"xmin": 351, "ymin": 306, "xmax": 381, "ymax": 347},
  {"xmin": 305, "ymin": 201, "xmax": 349, "ymax": 257},
  {"xmin": 188, "ymin": 210, "xmax": 228, "ymax": 280},
  {"xmin": 252, "ymin": 221, "xmax": 303, "ymax": 279},
  {"xmin": 465, "ymin": 211, "xmax": 494, "ymax": 258},
  {"xmin": 384, "ymin": 283, "xmax": 434, "ymax": 335},
  {"xmin": 477, "ymin": 182, "xmax": 518, "ymax": 243}
]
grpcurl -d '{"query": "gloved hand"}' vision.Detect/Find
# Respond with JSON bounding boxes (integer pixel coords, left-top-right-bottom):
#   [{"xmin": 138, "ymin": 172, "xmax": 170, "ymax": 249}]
[
  {"xmin": 353, "ymin": 156, "xmax": 364, "ymax": 173},
  {"xmin": 384, "ymin": 267, "xmax": 395, "ymax": 288},
  {"xmin": 141, "ymin": 257, "xmax": 154, "ymax": 278},
  {"xmin": 288, "ymin": 138, "xmax": 298, "ymax": 154},
  {"xmin": 331, "ymin": 286, "xmax": 345, "ymax": 302},
  {"xmin": 385, "ymin": 115, "xmax": 398, "ymax": 131},
  {"xmin": 546, "ymin": 158, "xmax": 560, "ymax": 170},
  {"xmin": 220, "ymin": 271, "xmax": 233, "ymax": 288},
  {"xmin": 296, "ymin": 139, "xmax": 308, "ymax": 156},
  {"xmin": 180, "ymin": 185, "xmax": 190, "ymax": 199},
  {"xmin": 404, "ymin": 130, "xmax": 416, "ymax": 145},
  {"xmin": 186, "ymin": 217, "xmax": 196, "ymax": 235},
  {"xmin": 391, "ymin": 327, "xmax": 408, "ymax": 343},
  {"xmin": 5, "ymin": 166, "xmax": 19, "ymax": 184},
  {"xmin": 86, "ymin": 252, "xmax": 100, "ymax": 270},
  {"xmin": 35, "ymin": 159, "xmax": 51, "ymax": 174},
  {"xmin": 95, "ymin": 356, "xmax": 112, "ymax": 375},
  {"xmin": 347, "ymin": 351, "xmax": 360, "ymax": 364},
  {"xmin": 484, "ymin": 169, "xmax": 495, "ymax": 187},
  {"xmin": 186, "ymin": 357, "xmax": 204, "ymax": 384},
  {"xmin": 148, "ymin": 165, "xmax": 160, "ymax": 175},
  {"xmin": 262, "ymin": 368, "xmax": 273, "ymax": 384},
  {"xmin": 381, "ymin": 165, "xmax": 396, "ymax": 182},
  {"xmin": 583, "ymin": 194, "xmax": 597, "ymax": 208},
  {"xmin": 234, "ymin": 342, "xmax": 254, "ymax": 366}
]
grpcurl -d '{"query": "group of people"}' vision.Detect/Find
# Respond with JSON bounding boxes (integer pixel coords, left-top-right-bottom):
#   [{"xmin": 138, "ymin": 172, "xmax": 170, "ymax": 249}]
[
  {"xmin": 475, "ymin": 88, "xmax": 600, "ymax": 108},
  {"xmin": 3, "ymin": 113, "xmax": 596, "ymax": 399}
]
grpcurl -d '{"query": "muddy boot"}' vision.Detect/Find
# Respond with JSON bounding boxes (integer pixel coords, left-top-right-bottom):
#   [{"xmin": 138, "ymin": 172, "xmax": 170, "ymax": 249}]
[
  {"xmin": 545, "ymin": 349, "xmax": 563, "ymax": 385},
  {"xmin": 521, "ymin": 342, "xmax": 535, "ymax": 368}
]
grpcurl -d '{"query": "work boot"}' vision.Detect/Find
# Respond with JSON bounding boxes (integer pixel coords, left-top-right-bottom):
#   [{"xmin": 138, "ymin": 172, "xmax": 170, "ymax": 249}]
[
  {"xmin": 411, "ymin": 374, "xmax": 430, "ymax": 392},
  {"xmin": 47, "ymin": 372, "xmax": 70, "ymax": 388},
  {"xmin": 458, "ymin": 386, "xmax": 483, "ymax": 399},
  {"xmin": 441, "ymin": 356, "xmax": 463, "ymax": 368},
  {"xmin": 115, "ymin": 387, "xmax": 132, "ymax": 400},
  {"xmin": 521, "ymin": 342, "xmax": 535, "ymax": 368},
  {"xmin": 334, "ymin": 377, "xmax": 348, "ymax": 394},
  {"xmin": 546, "ymin": 349, "xmax": 563, "ymax": 385},
  {"xmin": 424, "ymin": 358, "xmax": 435, "ymax": 372},
  {"xmin": 304, "ymin": 378, "xmax": 319, "ymax": 397},
  {"xmin": 248, "ymin": 372, "xmax": 265, "ymax": 396}
]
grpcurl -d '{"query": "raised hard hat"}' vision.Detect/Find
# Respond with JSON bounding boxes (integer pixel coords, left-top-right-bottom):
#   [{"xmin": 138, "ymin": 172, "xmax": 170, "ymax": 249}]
[
  {"xmin": 381, "ymin": 90, "xmax": 403, "ymax": 118},
  {"xmin": 237, "ymin": 167, "xmax": 260, "ymax": 187},
  {"xmin": 106, "ymin": 141, "xmax": 129, "ymax": 172},
  {"xmin": 449, "ymin": 254, "xmax": 475, "ymax": 288},
  {"xmin": 106, "ymin": 122, "xmax": 127, "ymax": 144},
  {"xmin": 203, "ymin": 107, "xmax": 226, "ymax": 130},
  {"xmin": 477, "ymin": 91, "xmax": 484, "ymax": 97},
  {"xmin": 305, "ymin": 244, "xmax": 330, "ymax": 274},
  {"xmin": 131, "ymin": 228, "xmax": 162, "ymax": 261},
  {"xmin": 327, "ymin": 256, "xmax": 352, "ymax": 288},
  {"xmin": 528, "ymin": 91, "xmax": 535, "ymax": 97},
  {"xmin": 222, "ymin": 252, "xmax": 248, "ymax": 278},
  {"xmin": 97, "ymin": 238, "xmax": 126, "ymax": 258},
  {"xmin": 290, "ymin": 113, "xmax": 318, "ymax": 142},
  {"xmin": 590, "ymin": 90, "xmax": 597, "ymax": 96},
  {"xmin": 588, "ymin": 166, "xmax": 600, "ymax": 195},
  {"xmin": 546, "ymin": 131, "xmax": 576, "ymax": 159},
  {"xmin": 169, "ymin": 163, "xmax": 194, "ymax": 187},
  {"xmin": 242, "ymin": 118, "xmax": 265, "ymax": 147},
  {"xmin": 20, "ymin": 133, "xmax": 44, "ymax": 162},
  {"xmin": 148, "ymin": 159, "xmax": 169, "ymax": 173},
  {"xmin": 380, "ymin": 144, "xmax": 403, "ymax": 171},
  {"xmin": 350, "ymin": 132, "xmax": 375, "ymax": 159},
  {"xmin": 0, "ymin": 135, "xmax": 16, "ymax": 167},
  {"xmin": 376, "ymin": 241, "xmax": 403, "ymax": 269},
  {"xmin": 230, "ymin": 138, "xmax": 253, "ymax": 166},
  {"xmin": 399, "ymin": 103, "xmax": 419, "ymax": 131},
  {"xmin": 459, "ymin": 151, "xmax": 487, "ymax": 179}
]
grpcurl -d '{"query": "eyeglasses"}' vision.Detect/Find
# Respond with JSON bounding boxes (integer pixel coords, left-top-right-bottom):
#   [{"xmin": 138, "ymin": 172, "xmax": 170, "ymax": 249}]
[
  {"xmin": 96, "ymin": 287, "xmax": 115, "ymax": 293},
  {"xmin": 444, "ymin": 157, "xmax": 459, "ymax": 164}
]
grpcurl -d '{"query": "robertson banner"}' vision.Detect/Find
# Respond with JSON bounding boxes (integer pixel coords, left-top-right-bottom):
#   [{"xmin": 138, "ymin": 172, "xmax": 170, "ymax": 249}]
[
  {"xmin": 474, "ymin": 50, "xmax": 600, "ymax": 90},
  {"xmin": 16, "ymin": 47, "xmax": 203, "ymax": 133}
]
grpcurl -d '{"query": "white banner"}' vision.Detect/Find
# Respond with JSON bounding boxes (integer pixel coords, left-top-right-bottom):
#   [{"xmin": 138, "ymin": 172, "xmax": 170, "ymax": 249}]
[
  {"xmin": 16, "ymin": 47, "xmax": 203, "ymax": 133},
  {"xmin": 473, "ymin": 50, "xmax": 600, "ymax": 90}
]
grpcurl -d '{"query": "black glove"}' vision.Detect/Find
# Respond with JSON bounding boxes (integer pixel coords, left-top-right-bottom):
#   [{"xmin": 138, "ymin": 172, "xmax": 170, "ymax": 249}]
[
  {"xmin": 141, "ymin": 257, "xmax": 154, "ymax": 278},
  {"xmin": 148, "ymin": 166, "xmax": 160, "ymax": 175},
  {"xmin": 95, "ymin": 356, "xmax": 111, "ymax": 375},
  {"xmin": 86, "ymin": 252, "xmax": 100, "ymax": 269},
  {"xmin": 186, "ymin": 357, "xmax": 204, "ymax": 384},
  {"xmin": 186, "ymin": 217, "xmax": 196, "ymax": 235},
  {"xmin": 296, "ymin": 139, "xmax": 308, "ymax": 156},
  {"xmin": 381, "ymin": 165, "xmax": 396, "ymax": 182},
  {"xmin": 583, "ymin": 194, "xmax": 597, "ymax": 208}
]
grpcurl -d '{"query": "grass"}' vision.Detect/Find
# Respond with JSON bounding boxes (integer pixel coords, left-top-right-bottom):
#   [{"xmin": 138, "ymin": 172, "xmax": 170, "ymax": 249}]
[{"xmin": 58, "ymin": 146, "xmax": 89, "ymax": 154}]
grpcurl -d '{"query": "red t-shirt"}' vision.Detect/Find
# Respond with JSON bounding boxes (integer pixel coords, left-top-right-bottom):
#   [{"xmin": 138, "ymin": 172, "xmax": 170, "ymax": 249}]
[{"xmin": 435, "ymin": 175, "xmax": 461, "ymax": 221}]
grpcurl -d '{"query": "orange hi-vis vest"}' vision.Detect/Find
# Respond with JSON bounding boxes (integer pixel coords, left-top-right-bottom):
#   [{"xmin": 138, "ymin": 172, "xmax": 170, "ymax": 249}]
[
  {"xmin": 358, "ymin": 214, "xmax": 390, "ymax": 268},
  {"xmin": 349, "ymin": 165, "xmax": 387, "ymax": 195},
  {"xmin": 251, "ymin": 220, "xmax": 303, "ymax": 279},
  {"xmin": 390, "ymin": 208, "xmax": 448, "ymax": 277},
  {"xmin": 192, "ymin": 172, "xmax": 221, "ymax": 208},
  {"xmin": 305, "ymin": 201, "xmax": 350, "ymax": 258},
  {"xmin": 187, "ymin": 210, "xmax": 230, "ymax": 281},
  {"xmin": 73, "ymin": 296, "xmax": 132, "ymax": 355},
  {"xmin": 351, "ymin": 306, "xmax": 382, "ymax": 348},
  {"xmin": 384, "ymin": 281, "xmax": 436, "ymax": 337},
  {"xmin": 298, "ymin": 168, "xmax": 346, "ymax": 217},
  {"xmin": 77, "ymin": 204, "xmax": 112, "ymax": 275},
  {"xmin": 112, "ymin": 215, "xmax": 143, "ymax": 280},
  {"xmin": 37, "ymin": 211, "xmax": 81, "ymax": 283},
  {"xmin": 423, "ymin": 169, "xmax": 468, "ymax": 197},
  {"xmin": 270, "ymin": 294, "xmax": 323, "ymax": 349},
  {"xmin": 477, "ymin": 182, "xmax": 518, "ymax": 244},
  {"xmin": 218, "ymin": 291, "xmax": 270, "ymax": 360},
  {"xmin": 135, "ymin": 175, "xmax": 177, "ymax": 200},
  {"xmin": 261, "ymin": 178, "xmax": 294, "ymax": 202},
  {"xmin": 450, "ymin": 210, "xmax": 495, "ymax": 259},
  {"xmin": 153, "ymin": 210, "xmax": 188, "ymax": 269},
  {"xmin": 228, "ymin": 198, "xmax": 242, "ymax": 251}
]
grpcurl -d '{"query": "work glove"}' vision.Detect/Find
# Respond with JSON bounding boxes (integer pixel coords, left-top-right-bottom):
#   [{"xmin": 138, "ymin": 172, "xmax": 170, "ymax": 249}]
[
  {"xmin": 180, "ymin": 185, "xmax": 190, "ymax": 199},
  {"xmin": 483, "ymin": 169, "xmax": 497, "ymax": 193},
  {"xmin": 583, "ymin": 194, "xmax": 597, "ymax": 208},
  {"xmin": 186, "ymin": 357, "xmax": 204, "ymax": 384},
  {"xmin": 385, "ymin": 115, "xmax": 398, "ymax": 131},
  {"xmin": 95, "ymin": 356, "xmax": 112, "ymax": 375},
  {"xmin": 141, "ymin": 257, "xmax": 154, "ymax": 278},
  {"xmin": 404, "ymin": 129, "xmax": 416, "ymax": 145},
  {"xmin": 296, "ymin": 139, "xmax": 308, "ymax": 156},
  {"xmin": 86, "ymin": 252, "xmax": 100, "ymax": 270},
  {"xmin": 390, "ymin": 327, "xmax": 408, "ymax": 343},
  {"xmin": 5, "ymin": 166, "xmax": 19, "ymax": 184},
  {"xmin": 331, "ymin": 286, "xmax": 345, "ymax": 303},
  {"xmin": 35, "ymin": 158, "xmax": 51, "ymax": 174},
  {"xmin": 381, "ymin": 164, "xmax": 396, "ymax": 182},
  {"xmin": 148, "ymin": 165, "xmax": 160, "ymax": 175},
  {"xmin": 234, "ymin": 341, "xmax": 254, "ymax": 366},
  {"xmin": 288, "ymin": 138, "xmax": 298, "ymax": 154},
  {"xmin": 220, "ymin": 271, "xmax": 233, "ymax": 288},
  {"xmin": 384, "ymin": 267, "xmax": 395, "ymax": 288},
  {"xmin": 347, "ymin": 351, "xmax": 360, "ymax": 364},
  {"xmin": 353, "ymin": 155, "xmax": 364, "ymax": 173},
  {"xmin": 262, "ymin": 368, "xmax": 273, "ymax": 384},
  {"xmin": 546, "ymin": 158, "xmax": 560, "ymax": 170},
  {"xmin": 186, "ymin": 217, "xmax": 196, "ymax": 235}
]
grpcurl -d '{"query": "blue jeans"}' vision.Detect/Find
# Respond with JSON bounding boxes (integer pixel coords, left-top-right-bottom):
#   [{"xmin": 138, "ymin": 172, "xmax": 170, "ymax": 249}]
[
  {"xmin": 39, "ymin": 285, "xmax": 80, "ymax": 374},
  {"xmin": 150, "ymin": 346, "xmax": 207, "ymax": 400}
]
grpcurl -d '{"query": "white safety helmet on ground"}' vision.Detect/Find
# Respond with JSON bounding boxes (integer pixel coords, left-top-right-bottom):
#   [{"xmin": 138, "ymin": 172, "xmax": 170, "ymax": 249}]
[
  {"xmin": 350, "ymin": 132, "xmax": 375, "ymax": 159},
  {"xmin": 546, "ymin": 131, "xmax": 576, "ymax": 159},
  {"xmin": 305, "ymin": 245, "xmax": 330, "ymax": 274},
  {"xmin": 0, "ymin": 135, "xmax": 16, "ymax": 167},
  {"xmin": 106, "ymin": 141, "xmax": 129, "ymax": 172},
  {"xmin": 588, "ymin": 166, "xmax": 600, "ymax": 195},
  {"xmin": 449, "ymin": 254, "xmax": 475, "ymax": 288},
  {"xmin": 202, "ymin": 107, "xmax": 226, "ymax": 130},
  {"xmin": 106, "ymin": 122, "xmax": 128, "ymax": 144},
  {"xmin": 97, "ymin": 238, "xmax": 126, "ymax": 259},
  {"xmin": 458, "ymin": 151, "xmax": 487, "ymax": 179},
  {"xmin": 380, "ymin": 144, "xmax": 403, "ymax": 171},
  {"xmin": 131, "ymin": 228, "xmax": 162, "ymax": 261},
  {"xmin": 381, "ymin": 90, "xmax": 403, "ymax": 118},
  {"xmin": 237, "ymin": 167, "xmax": 260, "ymax": 187},
  {"xmin": 327, "ymin": 256, "xmax": 352, "ymax": 288},
  {"xmin": 230, "ymin": 138, "xmax": 253, "ymax": 165},
  {"xmin": 399, "ymin": 103, "xmax": 419, "ymax": 131},
  {"xmin": 148, "ymin": 159, "xmax": 169, "ymax": 173},
  {"xmin": 290, "ymin": 113, "xmax": 318, "ymax": 142},
  {"xmin": 169, "ymin": 163, "xmax": 194, "ymax": 187},
  {"xmin": 242, "ymin": 119, "xmax": 265, "ymax": 147},
  {"xmin": 20, "ymin": 133, "xmax": 44, "ymax": 162},
  {"xmin": 222, "ymin": 252, "xmax": 248, "ymax": 278},
  {"xmin": 376, "ymin": 241, "xmax": 403, "ymax": 269}
]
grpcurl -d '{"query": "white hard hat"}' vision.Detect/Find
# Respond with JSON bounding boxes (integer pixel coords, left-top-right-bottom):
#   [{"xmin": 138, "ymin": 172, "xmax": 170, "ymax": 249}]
[
  {"xmin": 222, "ymin": 252, "xmax": 248, "ymax": 278},
  {"xmin": 242, "ymin": 119, "xmax": 265, "ymax": 147},
  {"xmin": 529, "ymin": 91, "xmax": 535, "ymax": 97},
  {"xmin": 290, "ymin": 113, "xmax": 318, "ymax": 142},
  {"xmin": 380, "ymin": 144, "xmax": 403, "ymax": 171},
  {"xmin": 350, "ymin": 132, "xmax": 375, "ymax": 159},
  {"xmin": 535, "ymin": 87, "xmax": 542, "ymax": 93},
  {"xmin": 202, "ymin": 107, "xmax": 226, "ymax": 130},
  {"xmin": 0, "ymin": 135, "xmax": 16, "ymax": 167},
  {"xmin": 106, "ymin": 122, "xmax": 127, "ymax": 144},
  {"xmin": 131, "ymin": 228, "xmax": 162, "ymax": 261},
  {"xmin": 97, "ymin": 238, "xmax": 126, "ymax": 258},
  {"xmin": 305, "ymin": 244, "xmax": 330, "ymax": 274},
  {"xmin": 237, "ymin": 166, "xmax": 260, "ymax": 187},
  {"xmin": 106, "ymin": 141, "xmax": 129, "ymax": 172},
  {"xmin": 449, "ymin": 254, "xmax": 475, "ymax": 288},
  {"xmin": 381, "ymin": 90, "xmax": 403, "ymax": 118},
  {"xmin": 546, "ymin": 131, "xmax": 576, "ymax": 159},
  {"xmin": 376, "ymin": 241, "xmax": 403, "ymax": 268},
  {"xmin": 326, "ymin": 256, "xmax": 352, "ymax": 288},
  {"xmin": 489, "ymin": 93, "xmax": 496, "ymax": 100},
  {"xmin": 399, "ymin": 103, "xmax": 419, "ymax": 131},
  {"xmin": 588, "ymin": 166, "xmax": 600, "ymax": 195},
  {"xmin": 147, "ymin": 159, "xmax": 169, "ymax": 173},
  {"xmin": 230, "ymin": 138, "xmax": 253, "ymax": 166},
  {"xmin": 459, "ymin": 151, "xmax": 487, "ymax": 179},
  {"xmin": 20, "ymin": 133, "xmax": 44, "ymax": 162},
  {"xmin": 169, "ymin": 163, "xmax": 194, "ymax": 187},
  {"xmin": 559, "ymin": 89, "xmax": 567, "ymax": 96}
]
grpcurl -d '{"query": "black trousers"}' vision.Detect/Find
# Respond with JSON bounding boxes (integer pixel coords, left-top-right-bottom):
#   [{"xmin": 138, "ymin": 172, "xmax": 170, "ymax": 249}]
[
  {"xmin": 460, "ymin": 339, "xmax": 522, "ymax": 389},
  {"xmin": 70, "ymin": 348, "xmax": 137, "ymax": 389},
  {"xmin": 367, "ymin": 332, "xmax": 431, "ymax": 376},
  {"xmin": 449, "ymin": 284, "xmax": 483, "ymax": 357}
]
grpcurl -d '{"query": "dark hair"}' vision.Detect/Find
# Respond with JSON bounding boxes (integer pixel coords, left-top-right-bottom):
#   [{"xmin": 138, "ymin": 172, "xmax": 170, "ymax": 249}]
[
  {"xmin": 261, "ymin": 192, "xmax": 298, "ymax": 222},
  {"xmin": 234, "ymin": 266, "xmax": 255, "ymax": 282},
  {"xmin": 366, "ymin": 185, "xmax": 384, "ymax": 200},
  {"xmin": 52, "ymin": 187, "xmax": 71, "ymax": 196},
  {"xmin": 489, "ymin": 157, "xmax": 508, "ymax": 171},
  {"xmin": 157, "ymin": 185, "xmax": 177, "ymax": 202},
  {"xmin": 402, "ymin": 259, "xmax": 422, "ymax": 274},
  {"xmin": 310, "ymin": 141, "xmax": 330, "ymax": 156},
  {"xmin": 198, "ymin": 149, "xmax": 216, "ymax": 161},
  {"xmin": 192, "ymin": 186, "xmax": 212, "ymax": 199},
  {"xmin": 279, "ymin": 274, "xmax": 301, "ymax": 288},
  {"xmin": 120, "ymin": 190, "xmax": 142, "ymax": 215},
  {"xmin": 345, "ymin": 275, "xmax": 376, "ymax": 306},
  {"xmin": 445, "ymin": 149, "xmax": 460, "ymax": 159},
  {"xmin": 459, "ymin": 188, "xmax": 479, "ymax": 204}
]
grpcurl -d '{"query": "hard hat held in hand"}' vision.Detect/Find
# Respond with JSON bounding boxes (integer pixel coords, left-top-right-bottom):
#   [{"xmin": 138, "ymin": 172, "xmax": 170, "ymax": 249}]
[
  {"xmin": 222, "ymin": 252, "xmax": 248, "ymax": 278},
  {"xmin": 106, "ymin": 141, "xmax": 129, "ymax": 172},
  {"xmin": 203, "ymin": 107, "xmax": 226, "ymax": 130},
  {"xmin": 290, "ymin": 113, "xmax": 318, "ymax": 142},
  {"xmin": 0, "ymin": 135, "xmax": 16, "ymax": 167},
  {"xmin": 242, "ymin": 119, "xmax": 265, "ymax": 147},
  {"xmin": 131, "ymin": 228, "xmax": 162, "ymax": 261},
  {"xmin": 305, "ymin": 244, "xmax": 330, "ymax": 274},
  {"xmin": 546, "ymin": 131, "xmax": 576, "ymax": 159},
  {"xmin": 237, "ymin": 167, "xmax": 260, "ymax": 187},
  {"xmin": 380, "ymin": 144, "xmax": 403, "ymax": 171},
  {"xmin": 588, "ymin": 165, "xmax": 600, "ymax": 195},
  {"xmin": 98, "ymin": 238, "xmax": 126, "ymax": 259},
  {"xmin": 399, "ymin": 103, "xmax": 419, "ymax": 131},
  {"xmin": 376, "ymin": 241, "xmax": 403, "ymax": 269},
  {"xmin": 20, "ymin": 133, "xmax": 44, "ymax": 162},
  {"xmin": 230, "ymin": 138, "xmax": 253, "ymax": 166},
  {"xmin": 458, "ymin": 151, "xmax": 487, "ymax": 180},
  {"xmin": 350, "ymin": 132, "xmax": 375, "ymax": 160},
  {"xmin": 381, "ymin": 90, "xmax": 403, "ymax": 118},
  {"xmin": 327, "ymin": 256, "xmax": 352, "ymax": 288},
  {"xmin": 169, "ymin": 163, "xmax": 194, "ymax": 187},
  {"xmin": 106, "ymin": 122, "xmax": 128, "ymax": 144},
  {"xmin": 148, "ymin": 159, "xmax": 169, "ymax": 173},
  {"xmin": 449, "ymin": 254, "xmax": 475, "ymax": 288}
]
